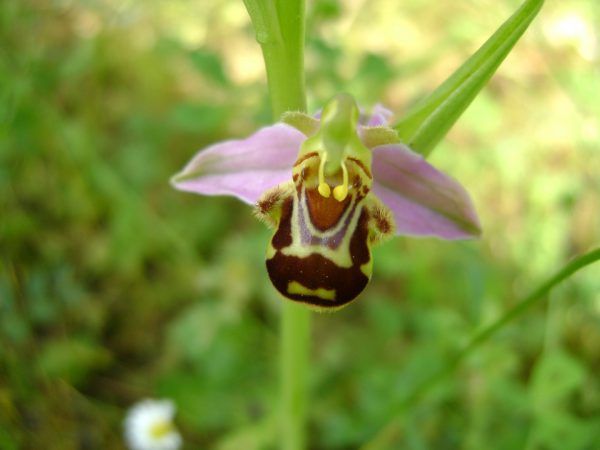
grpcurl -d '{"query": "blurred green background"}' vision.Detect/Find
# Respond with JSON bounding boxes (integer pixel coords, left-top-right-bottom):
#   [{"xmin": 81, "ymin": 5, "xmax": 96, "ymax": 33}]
[{"xmin": 1, "ymin": 0, "xmax": 599, "ymax": 449}]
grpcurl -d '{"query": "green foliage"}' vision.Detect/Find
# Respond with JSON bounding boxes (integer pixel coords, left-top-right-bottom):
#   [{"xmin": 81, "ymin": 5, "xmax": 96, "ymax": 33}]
[
  {"xmin": 394, "ymin": 0, "xmax": 545, "ymax": 155},
  {"xmin": 38, "ymin": 339, "xmax": 112, "ymax": 387},
  {"xmin": 1, "ymin": 0, "xmax": 599, "ymax": 449}
]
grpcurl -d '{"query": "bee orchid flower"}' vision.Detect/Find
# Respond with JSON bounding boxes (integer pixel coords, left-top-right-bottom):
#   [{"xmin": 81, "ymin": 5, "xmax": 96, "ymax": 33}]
[{"xmin": 172, "ymin": 94, "xmax": 480, "ymax": 310}]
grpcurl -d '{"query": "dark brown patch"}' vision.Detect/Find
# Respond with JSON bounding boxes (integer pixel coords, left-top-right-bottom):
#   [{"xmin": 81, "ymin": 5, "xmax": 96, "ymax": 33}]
[
  {"xmin": 348, "ymin": 157, "xmax": 372, "ymax": 179},
  {"xmin": 271, "ymin": 197, "xmax": 293, "ymax": 250},
  {"xmin": 305, "ymin": 188, "xmax": 351, "ymax": 231},
  {"xmin": 293, "ymin": 152, "xmax": 318, "ymax": 167},
  {"xmin": 266, "ymin": 209, "xmax": 372, "ymax": 308},
  {"xmin": 372, "ymin": 206, "xmax": 392, "ymax": 235},
  {"xmin": 349, "ymin": 208, "xmax": 371, "ymax": 267},
  {"xmin": 256, "ymin": 189, "xmax": 282, "ymax": 215}
]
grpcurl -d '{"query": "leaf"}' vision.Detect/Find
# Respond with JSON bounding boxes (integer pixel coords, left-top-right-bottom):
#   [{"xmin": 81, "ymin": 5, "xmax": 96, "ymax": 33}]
[
  {"xmin": 394, "ymin": 0, "xmax": 545, "ymax": 156},
  {"xmin": 169, "ymin": 102, "xmax": 229, "ymax": 134},
  {"xmin": 529, "ymin": 350, "xmax": 585, "ymax": 410},
  {"xmin": 216, "ymin": 416, "xmax": 276, "ymax": 450},
  {"xmin": 188, "ymin": 49, "xmax": 230, "ymax": 86},
  {"xmin": 37, "ymin": 339, "xmax": 112, "ymax": 386}
]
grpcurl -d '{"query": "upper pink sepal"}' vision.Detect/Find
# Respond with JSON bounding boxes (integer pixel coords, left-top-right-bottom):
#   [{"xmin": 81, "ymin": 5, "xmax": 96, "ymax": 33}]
[
  {"xmin": 171, "ymin": 124, "xmax": 305, "ymax": 204},
  {"xmin": 371, "ymin": 144, "xmax": 481, "ymax": 239},
  {"xmin": 365, "ymin": 104, "xmax": 394, "ymax": 126}
]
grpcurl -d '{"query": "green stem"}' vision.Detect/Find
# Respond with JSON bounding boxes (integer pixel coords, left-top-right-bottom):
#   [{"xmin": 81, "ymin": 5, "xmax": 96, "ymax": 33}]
[
  {"xmin": 262, "ymin": 44, "xmax": 307, "ymax": 117},
  {"xmin": 362, "ymin": 247, "xmax": 600, "ymax": 450},
  {"xmin": 243, "ymin": 0, "xmax": 307, "ymax": 117},
  {"xmin": 243, "ymin": 2, "xmax": 309, "ymax": 449},
  {"xmin": 281, "ymin": 302, "xmax": 311, "ymax": 450}
]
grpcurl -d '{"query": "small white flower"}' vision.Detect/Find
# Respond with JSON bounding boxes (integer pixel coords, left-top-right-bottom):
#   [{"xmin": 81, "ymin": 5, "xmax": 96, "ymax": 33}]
[{"xmin": 124, "ymin": 399, "xmax": 182, "ymax": 450}]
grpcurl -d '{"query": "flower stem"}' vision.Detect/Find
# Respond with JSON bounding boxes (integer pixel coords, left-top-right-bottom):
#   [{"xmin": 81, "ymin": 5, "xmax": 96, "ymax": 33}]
[
  {"xmin": 281, "ymin": 302, "xmax": 310, "ymax": 450},
  {"xmin": 243, "ymin": 2, "xmax": 309, "ymax": 449},
  {"xmin": 243, "ymin": 0, "xmax": 307, "ymax": 117}
]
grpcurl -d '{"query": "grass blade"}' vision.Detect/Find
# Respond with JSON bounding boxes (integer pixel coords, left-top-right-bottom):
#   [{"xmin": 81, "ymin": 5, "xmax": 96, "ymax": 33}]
[{"xmin": 395, "ymin": 0, "xmax": 545, "ymax": 156}]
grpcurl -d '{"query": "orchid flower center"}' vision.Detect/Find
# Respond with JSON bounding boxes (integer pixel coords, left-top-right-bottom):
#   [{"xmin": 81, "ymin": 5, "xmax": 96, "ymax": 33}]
[
  {"xmin": 316, "ymin": 152, "xmax": 349, "ymax": 201},
  {"xmin": 296, "ymin": 93, "xmax": 372, "ymax": 202}
]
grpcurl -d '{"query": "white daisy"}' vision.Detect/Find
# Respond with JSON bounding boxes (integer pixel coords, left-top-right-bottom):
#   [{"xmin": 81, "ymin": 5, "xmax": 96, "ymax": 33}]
[{"xmin": 124, "ymin": 399, "xmax": 182, "ymax": 450}]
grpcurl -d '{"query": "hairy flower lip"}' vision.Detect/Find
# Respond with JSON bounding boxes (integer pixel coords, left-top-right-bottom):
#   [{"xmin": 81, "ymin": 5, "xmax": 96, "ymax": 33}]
[{"xmin": 172, "ymin": 105, "xmax": 481, "ymax": 240}]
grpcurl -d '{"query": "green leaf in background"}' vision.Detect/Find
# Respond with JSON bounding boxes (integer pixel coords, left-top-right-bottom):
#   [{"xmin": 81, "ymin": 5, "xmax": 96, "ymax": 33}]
[
  {"xmin": 37, "ymin": 339, "xmax": 112, "ymax": 387},
  {"xmin": 169, "ymin": 102, "xmax": 230, "ymax": 134},
  {"xmin": 188, "ymin": 49, "xmax": 231, "ymax": 86},
  {"xmin": 394, "ymin": 0, "xmax": 544, "ymax": 155},
  {"xmin": 361, "ymin": 247, "xmax": 600, "ymax": 450},
  {"xmin": 529, "ymin": 351, "xmax": 585, "ymax": 410}
]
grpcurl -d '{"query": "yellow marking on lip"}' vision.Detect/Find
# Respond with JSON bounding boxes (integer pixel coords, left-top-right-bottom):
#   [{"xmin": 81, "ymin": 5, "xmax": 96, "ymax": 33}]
[
  {"xmin": 266, "ymin": 243, "xmax": 276, "ymax": 259},
  {"xmin": 287, "ymin": 281, "xmax": 336, "ymax": 301},
  {"xmin": 360, "ymin": 260, "xmax": 373, "ymax": 278},
  {"xmin": 281, "ymin": 244, "xmax": 353, "ymax": 268}
]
